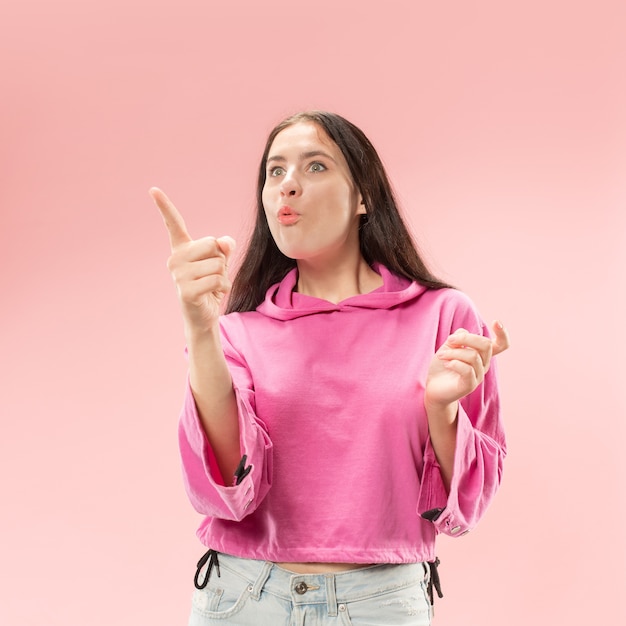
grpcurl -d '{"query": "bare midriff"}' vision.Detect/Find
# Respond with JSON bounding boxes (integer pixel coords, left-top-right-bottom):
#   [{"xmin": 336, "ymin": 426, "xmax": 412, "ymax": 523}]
[{"xmin": 276, "ymin": 562, "xmax": 375, "ymax": 574}]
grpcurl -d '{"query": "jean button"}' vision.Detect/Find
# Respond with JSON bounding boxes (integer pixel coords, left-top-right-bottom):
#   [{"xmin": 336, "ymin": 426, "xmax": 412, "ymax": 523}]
[{"xmin": 294, "ymin": 581, "xmax": 308, "ymax": 595}]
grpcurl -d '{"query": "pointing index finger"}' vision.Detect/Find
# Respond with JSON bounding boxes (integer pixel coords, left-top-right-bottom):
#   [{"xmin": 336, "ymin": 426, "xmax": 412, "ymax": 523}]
[{"xmin": 150, "ymin": 187, "xmax": 192, "ymax": 249}]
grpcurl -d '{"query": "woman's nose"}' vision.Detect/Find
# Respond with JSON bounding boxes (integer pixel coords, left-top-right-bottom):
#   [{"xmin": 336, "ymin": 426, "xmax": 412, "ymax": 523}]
[{"xmin": 280, "ymin": 171, "xmax": 301, "ymax": 197}]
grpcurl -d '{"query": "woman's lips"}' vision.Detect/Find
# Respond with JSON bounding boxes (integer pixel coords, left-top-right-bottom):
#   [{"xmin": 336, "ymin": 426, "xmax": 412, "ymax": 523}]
[{"xmin": 277, "ymin": 206, "xmax": 300, "ymax": 225}]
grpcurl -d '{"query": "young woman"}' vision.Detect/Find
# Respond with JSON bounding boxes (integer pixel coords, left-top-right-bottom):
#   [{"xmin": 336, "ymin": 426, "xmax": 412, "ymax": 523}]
[{"xmin": 152, "ymin": 111, "xmax": 509, "ymax": 625}]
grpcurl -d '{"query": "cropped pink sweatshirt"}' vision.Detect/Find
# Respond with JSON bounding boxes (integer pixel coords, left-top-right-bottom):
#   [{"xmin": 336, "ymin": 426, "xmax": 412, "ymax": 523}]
[{"xmin": 178, "ymin": 264, "xmax": 506, "ymax": 564}]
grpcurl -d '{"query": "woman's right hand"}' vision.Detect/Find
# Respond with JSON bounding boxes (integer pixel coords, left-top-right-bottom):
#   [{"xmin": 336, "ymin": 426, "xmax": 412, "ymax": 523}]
[{"xmin": 150, "ymin": 187, "xmax": 236, "ymax": 332}]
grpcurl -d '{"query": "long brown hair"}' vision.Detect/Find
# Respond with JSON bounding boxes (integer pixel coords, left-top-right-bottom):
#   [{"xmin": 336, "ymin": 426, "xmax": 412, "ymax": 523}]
[{"xmin": 226, "ymin": 111, "xmax": 451, "ymax": 313}]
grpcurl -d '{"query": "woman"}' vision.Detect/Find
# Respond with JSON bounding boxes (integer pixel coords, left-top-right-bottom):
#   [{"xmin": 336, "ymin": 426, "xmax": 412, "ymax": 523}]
[{"xmin": 151, "ymin": 111, "xmax": 508, "ymax": 625}]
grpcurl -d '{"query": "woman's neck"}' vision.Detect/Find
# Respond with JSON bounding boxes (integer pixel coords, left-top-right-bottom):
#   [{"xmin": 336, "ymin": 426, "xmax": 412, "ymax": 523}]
[{"xmin": 295, "ymin": 255, "xmax": 383, "ymax": 304}]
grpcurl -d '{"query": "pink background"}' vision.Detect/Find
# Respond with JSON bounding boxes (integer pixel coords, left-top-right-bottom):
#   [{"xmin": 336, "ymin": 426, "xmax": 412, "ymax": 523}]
[{"xmin": 1, "ymin": 1, "xmax": 624, "ymax": 624}]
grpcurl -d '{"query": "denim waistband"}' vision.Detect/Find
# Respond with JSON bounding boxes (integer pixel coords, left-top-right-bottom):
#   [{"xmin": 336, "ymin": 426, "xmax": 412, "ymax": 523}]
[{"xmin": 197, "ymin": 551, "xmax": 430, "ymax": 616}]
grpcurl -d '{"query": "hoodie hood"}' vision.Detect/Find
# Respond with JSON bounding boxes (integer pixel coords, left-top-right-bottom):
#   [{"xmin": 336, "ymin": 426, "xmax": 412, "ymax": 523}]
[{"xmin": 256, "ymin": 263, "xmax": 429, "ymax": 321}]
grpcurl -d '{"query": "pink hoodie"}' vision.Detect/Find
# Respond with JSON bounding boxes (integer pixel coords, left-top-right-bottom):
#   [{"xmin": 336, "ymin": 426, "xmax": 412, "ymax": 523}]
[{"xmin": 178, "ymin": 265, "xmax": 506, "ymax": 564}]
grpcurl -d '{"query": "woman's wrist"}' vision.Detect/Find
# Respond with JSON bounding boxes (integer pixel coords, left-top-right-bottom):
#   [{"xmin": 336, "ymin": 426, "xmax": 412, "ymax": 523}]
[{"xmin": 424, "ymin": 398, "xmax": 459, "ymax": 426}]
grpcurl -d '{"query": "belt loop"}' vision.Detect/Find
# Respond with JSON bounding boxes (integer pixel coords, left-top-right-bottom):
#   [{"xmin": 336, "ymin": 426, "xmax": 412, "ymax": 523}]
[
  {"xmin": 249, "ymin": 561, "xmax": 273, "ymax": 601},
  {"xmin": 422, "ymin": 561, "xmax": 429, "ymax": 583},
  {"xmin": 325, "ymin": 574, "xmax": 338, "ymax": 616}
]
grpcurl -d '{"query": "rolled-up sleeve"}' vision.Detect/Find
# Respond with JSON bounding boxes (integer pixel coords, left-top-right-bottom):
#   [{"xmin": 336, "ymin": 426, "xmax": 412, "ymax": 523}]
[
  {"xmin": 177, "ymin": 326, "xmax": 273, "ymax": 522},
  {"xmin": 417, "ymin": 295, "xmax": 506, "ymax": 537}
]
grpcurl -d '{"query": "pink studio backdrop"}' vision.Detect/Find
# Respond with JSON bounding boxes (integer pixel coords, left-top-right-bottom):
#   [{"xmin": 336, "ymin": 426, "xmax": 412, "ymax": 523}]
[{"xmin": 1, "ymin": 1, "xmax": 624, "ymax": 624}]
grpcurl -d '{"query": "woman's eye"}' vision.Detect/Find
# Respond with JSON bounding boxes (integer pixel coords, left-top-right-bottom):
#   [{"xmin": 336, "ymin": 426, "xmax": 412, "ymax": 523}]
[
  {"xmin": 269, "ymin": 166, "xmax": 285, "ymax": 177},
  {"xmin": 309, "ymin": 162, "xmax": 326, "ymax": 172}
]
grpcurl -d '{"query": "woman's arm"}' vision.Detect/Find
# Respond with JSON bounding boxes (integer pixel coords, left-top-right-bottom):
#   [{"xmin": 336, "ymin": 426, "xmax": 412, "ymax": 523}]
[
  {"xmin": 424, "ymin": 322, "xmax": 509, "ymax": 491},
  {"xmin": 151, "ymin": 187, "xmax": 241, "ymax": 484},
  {"xmin": 186, "ymin": 325, "xmax": 241, "ymax": 485}
]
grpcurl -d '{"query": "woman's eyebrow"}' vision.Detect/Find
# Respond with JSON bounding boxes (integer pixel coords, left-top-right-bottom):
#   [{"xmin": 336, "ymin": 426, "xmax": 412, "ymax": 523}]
[{"xmin": 266, "ymin": 150, "xmax": 337, "ymax": 164}]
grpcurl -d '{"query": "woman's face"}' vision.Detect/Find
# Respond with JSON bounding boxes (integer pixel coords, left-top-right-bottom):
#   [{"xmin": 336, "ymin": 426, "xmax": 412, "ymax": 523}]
[{"xmin": 262, "ymin": 121, "xmax": 366, "ymax": 265}]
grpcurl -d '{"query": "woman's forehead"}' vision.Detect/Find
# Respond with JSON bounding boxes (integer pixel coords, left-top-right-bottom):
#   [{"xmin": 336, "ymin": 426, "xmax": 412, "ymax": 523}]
[{"xmin": 270, "ymin": 121, "xmax": 336, "ymax": 152}]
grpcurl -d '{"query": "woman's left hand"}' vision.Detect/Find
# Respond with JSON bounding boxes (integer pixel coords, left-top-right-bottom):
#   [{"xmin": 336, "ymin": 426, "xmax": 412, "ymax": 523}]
[{"xmin": 424, "ymin": 321, "xmax": 510, "ymax": 410}]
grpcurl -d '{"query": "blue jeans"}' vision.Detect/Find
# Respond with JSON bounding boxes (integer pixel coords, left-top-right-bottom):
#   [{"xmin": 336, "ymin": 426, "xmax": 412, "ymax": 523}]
[{"xmin": 188, "ymin": 552, "xmax": 433, "ymax": 625}]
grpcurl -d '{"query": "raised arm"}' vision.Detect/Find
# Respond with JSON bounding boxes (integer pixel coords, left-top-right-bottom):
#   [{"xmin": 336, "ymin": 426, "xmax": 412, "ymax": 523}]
[{"xmin": 151, "ymin": 187, "xmax": 241, "ymax": 484}]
